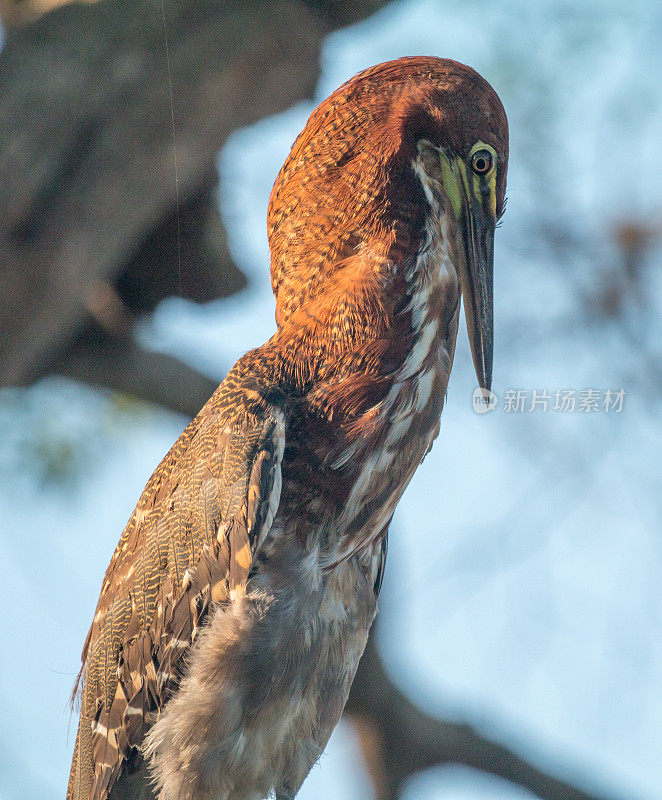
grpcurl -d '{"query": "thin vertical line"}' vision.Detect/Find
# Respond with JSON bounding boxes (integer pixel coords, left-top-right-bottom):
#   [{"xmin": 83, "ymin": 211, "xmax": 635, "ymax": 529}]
[{"xmin": 159, "ymin": 0, "xmax": 184, "ymax": 413}]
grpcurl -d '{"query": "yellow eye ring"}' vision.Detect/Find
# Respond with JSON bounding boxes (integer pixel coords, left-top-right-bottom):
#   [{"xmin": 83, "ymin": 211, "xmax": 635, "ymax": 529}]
[{"xmin": 471, "ymin": 149, "xmax": 493, "ymax": 175}]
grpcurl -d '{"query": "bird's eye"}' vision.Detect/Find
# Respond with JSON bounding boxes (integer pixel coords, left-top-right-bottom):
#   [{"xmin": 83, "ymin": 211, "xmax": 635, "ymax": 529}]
[{"xmin": 471, "ymin": 150, "xmax": 493, "ymax": 175}]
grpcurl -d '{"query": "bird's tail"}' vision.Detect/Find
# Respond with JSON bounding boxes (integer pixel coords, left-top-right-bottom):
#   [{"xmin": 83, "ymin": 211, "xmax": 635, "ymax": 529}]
[{"xmin": 67, "ymin": 686, "xmax": 94, "ymax": 800}]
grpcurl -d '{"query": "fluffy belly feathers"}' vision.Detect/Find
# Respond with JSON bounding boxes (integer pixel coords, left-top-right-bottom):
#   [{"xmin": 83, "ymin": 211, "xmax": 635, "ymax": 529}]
[{"xmin": 144, "ymin": 535, "xmax": 380, "ymax": 800}]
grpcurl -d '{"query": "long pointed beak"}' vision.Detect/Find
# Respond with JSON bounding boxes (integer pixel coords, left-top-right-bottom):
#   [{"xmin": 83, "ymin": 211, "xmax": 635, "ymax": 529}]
[
  {"xmin": 437, "ymin": 149, "xmax": 495, "ymax": 392},
  {"xmin": 459, "ymin": 208, "xmax": 494, "ymax": 392}
]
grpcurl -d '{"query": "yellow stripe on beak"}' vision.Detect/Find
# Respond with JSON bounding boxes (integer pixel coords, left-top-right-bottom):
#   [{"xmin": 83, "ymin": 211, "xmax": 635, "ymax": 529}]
[{"xmin": 437, "ymin": 150, "xmax": 465, "ymax": 220}]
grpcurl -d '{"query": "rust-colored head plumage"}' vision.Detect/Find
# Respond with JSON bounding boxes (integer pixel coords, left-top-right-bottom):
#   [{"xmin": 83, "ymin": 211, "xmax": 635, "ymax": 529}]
[{"xmin": 268, "ymin": 56, "xmax": 508, "ymax": 333}]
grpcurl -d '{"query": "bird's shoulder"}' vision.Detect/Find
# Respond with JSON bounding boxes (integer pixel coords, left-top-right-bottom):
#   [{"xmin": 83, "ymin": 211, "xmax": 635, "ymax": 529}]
[{"xmin": 88, "ymin": 362, "xmax": 284, "ymax": 649}]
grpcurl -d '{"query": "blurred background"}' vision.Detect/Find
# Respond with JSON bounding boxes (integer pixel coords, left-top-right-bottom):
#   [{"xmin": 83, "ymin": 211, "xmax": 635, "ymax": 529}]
[{"xmin": 1, "ymin": 0, "xmax": 661, "ymax": 798}]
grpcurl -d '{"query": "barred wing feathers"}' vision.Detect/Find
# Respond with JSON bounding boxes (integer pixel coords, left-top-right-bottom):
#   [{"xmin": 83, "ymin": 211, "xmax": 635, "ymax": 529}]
[{"xmin": 67, "ymin": 392, "xmax": 285, "ymax": 800}]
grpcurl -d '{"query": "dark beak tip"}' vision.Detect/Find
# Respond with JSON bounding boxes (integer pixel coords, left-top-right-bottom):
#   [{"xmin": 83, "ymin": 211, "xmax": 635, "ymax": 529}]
[
  {"xmin": 477, "ymin": 373, "xmax": 492, "ymax": 394},
  {"xmin": 473, "ymin": 344, "xmax": 493, "ymax": 394}
]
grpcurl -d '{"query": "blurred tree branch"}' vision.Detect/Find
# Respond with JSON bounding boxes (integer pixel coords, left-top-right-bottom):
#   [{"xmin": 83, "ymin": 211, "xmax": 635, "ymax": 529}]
[
  {"xmin": 0, "ymin": 0, "xmax": 333, "ymax": 402},
  {"xmin": 51, "ymin": 318, "xmax": 217, "ymax": 418},
  {"xmin": 346, "ymin": 630, "xmax": 624, "ymax": 800}
]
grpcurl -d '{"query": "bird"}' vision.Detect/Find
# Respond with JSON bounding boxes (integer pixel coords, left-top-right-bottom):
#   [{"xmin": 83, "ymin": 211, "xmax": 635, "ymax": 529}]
[{"xmin": 67, "ymin": 55, "xmax": 508, "ymax": 800}]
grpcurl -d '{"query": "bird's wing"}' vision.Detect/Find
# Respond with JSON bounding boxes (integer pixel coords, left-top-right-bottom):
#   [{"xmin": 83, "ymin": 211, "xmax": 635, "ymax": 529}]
[{"xmin": 68, "ymin": 395, "xmax": 285, "ymax": 800}]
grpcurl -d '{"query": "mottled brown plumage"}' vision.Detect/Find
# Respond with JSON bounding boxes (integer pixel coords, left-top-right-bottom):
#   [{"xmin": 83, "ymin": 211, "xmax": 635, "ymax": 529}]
[{"xmin": 68, "ymin": 56, "xmax": 508, "ymax": 800}]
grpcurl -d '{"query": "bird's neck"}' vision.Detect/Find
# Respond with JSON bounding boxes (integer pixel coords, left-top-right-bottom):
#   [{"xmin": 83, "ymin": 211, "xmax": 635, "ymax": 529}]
[
  {"xmin": 291, "ymin": 211, "xmax": 462, "ymax": 562},
  {"xmin": 271, "ymin": 208, "xmax": 461, "ymax": 433},
  {"xmin": 271, "ymin": 253, "xmax": 405, "ymax": 395}
]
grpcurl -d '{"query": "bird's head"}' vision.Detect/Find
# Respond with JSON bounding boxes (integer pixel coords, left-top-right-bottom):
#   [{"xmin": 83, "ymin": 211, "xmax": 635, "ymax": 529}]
[{"xmin": 268, "ymin": 56, "xmax": 508, "ymax": 391}]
